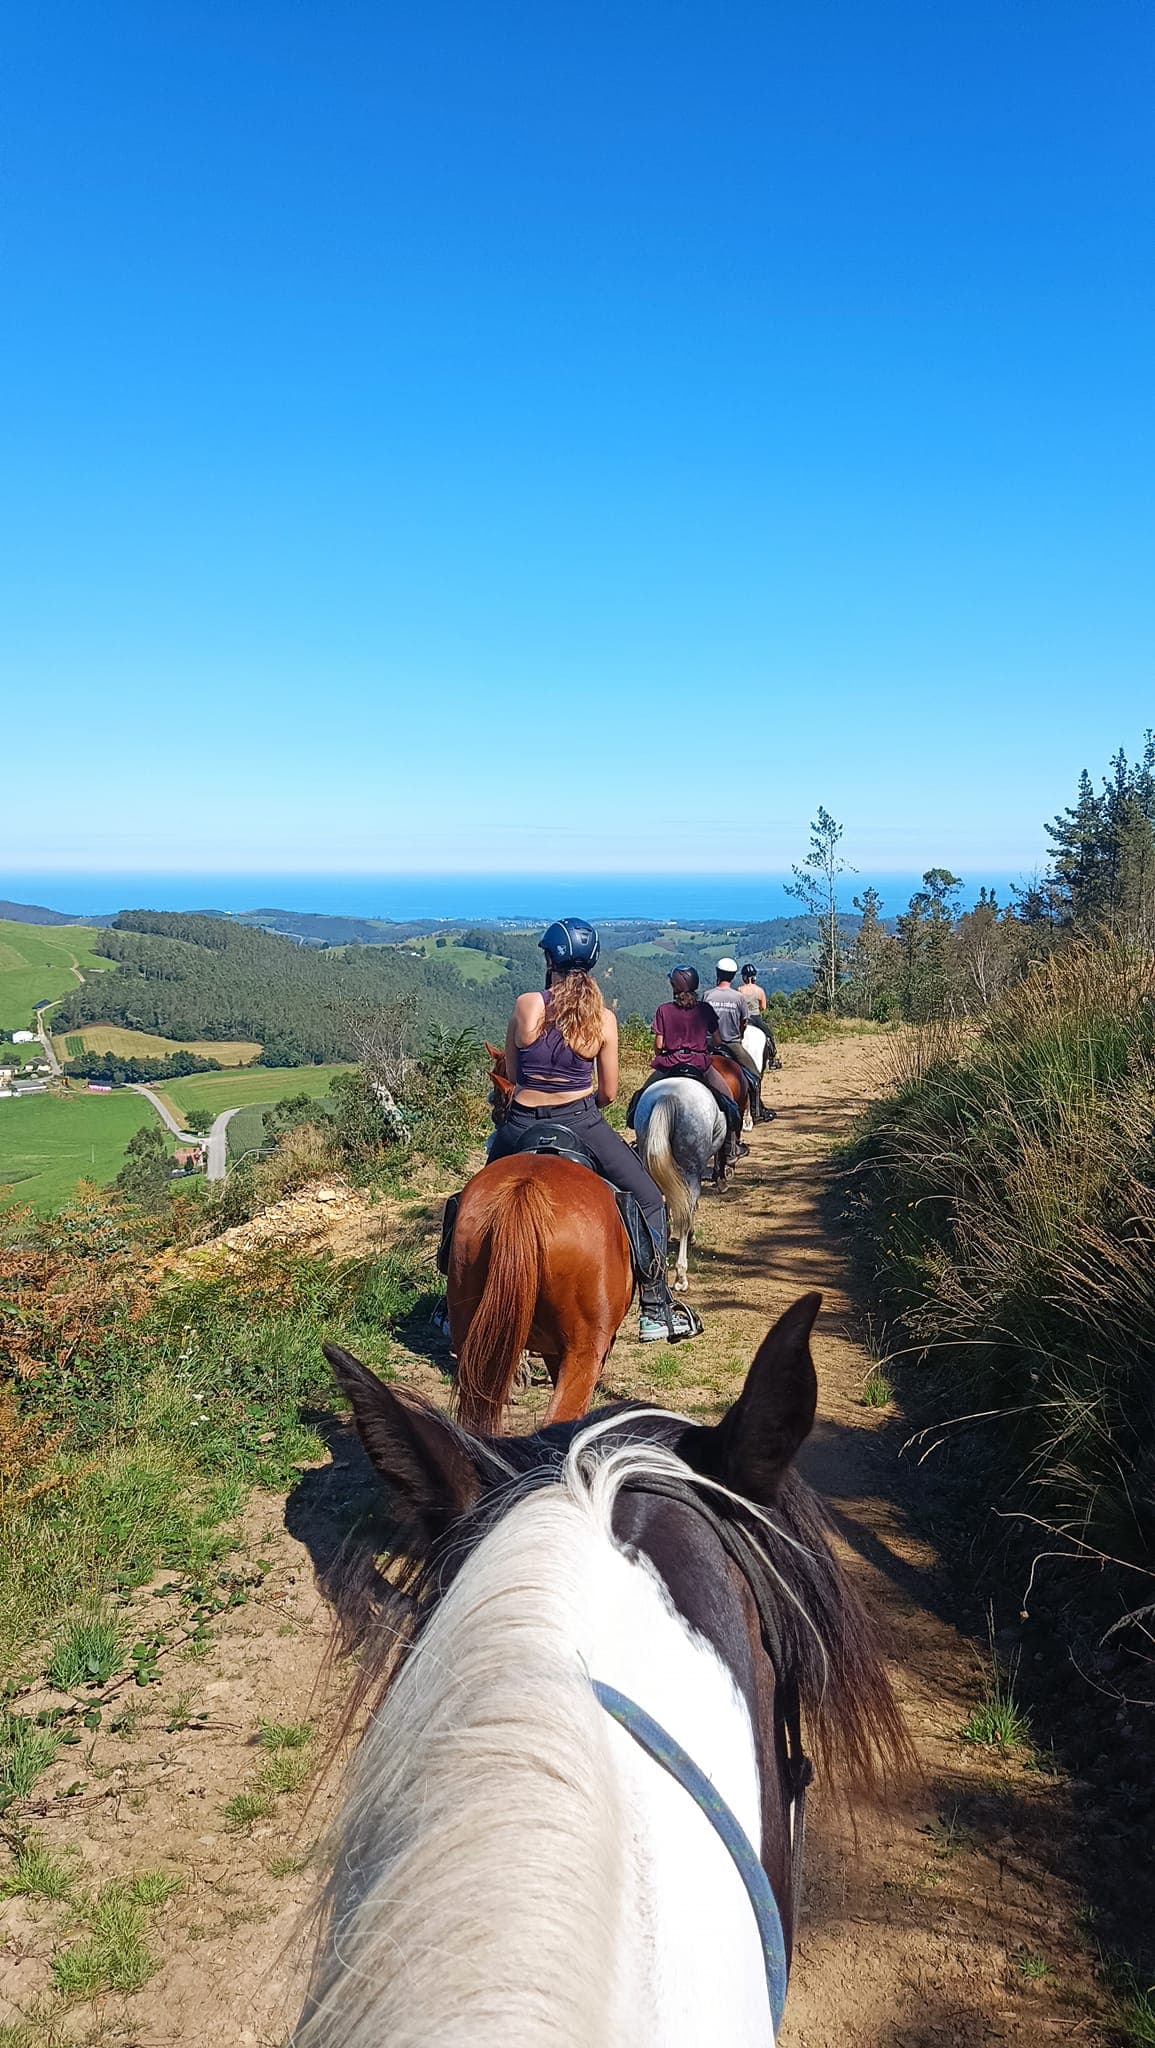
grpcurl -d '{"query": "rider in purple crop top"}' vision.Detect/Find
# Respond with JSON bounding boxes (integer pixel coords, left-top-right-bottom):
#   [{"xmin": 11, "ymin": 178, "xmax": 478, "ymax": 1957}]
[
  {"xmin": 484, "ymin": 916, "xmax": 702, "ymax": 1345},
  {"xmin": 515, "ymin": 1012, "xmax": 595, "ymax": 1094}
]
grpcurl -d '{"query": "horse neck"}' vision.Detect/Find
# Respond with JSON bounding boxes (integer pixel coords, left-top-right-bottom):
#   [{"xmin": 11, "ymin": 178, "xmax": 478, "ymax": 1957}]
[{"xmin": 303, "ymin": 1482, "xmax": 775, "ymax": 2048}]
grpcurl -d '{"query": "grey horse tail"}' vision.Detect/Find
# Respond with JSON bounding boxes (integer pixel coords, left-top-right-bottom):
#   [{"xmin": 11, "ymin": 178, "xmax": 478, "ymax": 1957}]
[{"xmin": 639, "ymin": 1092, "xmax": 693, "ymax": 1241}]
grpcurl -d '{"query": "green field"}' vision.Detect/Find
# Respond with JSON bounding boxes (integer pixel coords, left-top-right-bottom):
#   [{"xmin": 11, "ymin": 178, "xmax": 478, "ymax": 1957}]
[
  {"xmin": 0, "ymin": 919, "xmax": 112, "ymax": 1035},
  {"xmin": 157, "ymin": 1062, "xmax": 350, "ymax": 1119},
  {"xmin": 0, "ymin": 1089, "xmax": 168, "ymax": 1213},
  {"xmin": 405, "ymin": 936, "xmax": 509, "ymax": 983},
  {"xmin": 225, "ymin": 1101, "xmax": 270, "ymax": 1161}
]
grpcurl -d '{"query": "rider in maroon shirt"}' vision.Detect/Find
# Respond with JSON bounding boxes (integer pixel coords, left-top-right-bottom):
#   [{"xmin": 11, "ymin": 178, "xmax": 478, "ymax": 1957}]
[{"xmin": 627, "ymin": 966, "xmax": 746, "ymax": 1160}]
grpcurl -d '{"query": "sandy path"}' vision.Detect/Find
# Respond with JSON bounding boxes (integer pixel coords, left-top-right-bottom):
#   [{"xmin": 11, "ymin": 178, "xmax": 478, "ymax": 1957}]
[{"xmin": 3, "ymin": 1032, "xmax": 1107, "ymax": 2045}]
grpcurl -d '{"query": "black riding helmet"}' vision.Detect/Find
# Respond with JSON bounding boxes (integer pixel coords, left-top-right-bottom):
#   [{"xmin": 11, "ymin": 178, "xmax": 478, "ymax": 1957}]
[
  {"xmin": 741, "ymin": 963, "xmax": 758, "ymax": 981},
  {"xmin": 669, "ymin": 964, "xmax": 699, "ymax": 994},
  {"xmin": 539, "ymin": 917, "xmax": 600, "ymax": 971}
]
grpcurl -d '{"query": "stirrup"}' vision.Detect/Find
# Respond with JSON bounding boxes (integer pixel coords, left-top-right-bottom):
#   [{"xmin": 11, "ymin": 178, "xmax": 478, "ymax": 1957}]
[{"xmin": 664, "ymin": 1301, "xmax": 702, "ymax": 1343}]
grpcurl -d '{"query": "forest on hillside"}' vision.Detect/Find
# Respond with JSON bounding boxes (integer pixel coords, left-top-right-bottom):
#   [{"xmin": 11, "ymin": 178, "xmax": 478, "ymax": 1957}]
[
  {"xmin": 48, "ymin": 909, "xmax": 832, "ymax": 1059},
  {"xmin": 49, "ymin": 914, "xmax": 681, "ymax": 1060}
]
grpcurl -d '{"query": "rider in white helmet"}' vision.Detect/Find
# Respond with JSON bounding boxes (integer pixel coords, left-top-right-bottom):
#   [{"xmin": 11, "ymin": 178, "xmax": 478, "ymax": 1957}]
[{"xmin": 705, "ymin": 958, "xmax": 767, "ymax": 1122}]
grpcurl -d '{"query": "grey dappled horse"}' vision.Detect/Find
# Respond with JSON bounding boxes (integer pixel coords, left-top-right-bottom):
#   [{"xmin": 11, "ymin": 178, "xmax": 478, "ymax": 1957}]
[{"xmin": 634, "ymin": 1078, "xmax": 726, "ymax": 1294}]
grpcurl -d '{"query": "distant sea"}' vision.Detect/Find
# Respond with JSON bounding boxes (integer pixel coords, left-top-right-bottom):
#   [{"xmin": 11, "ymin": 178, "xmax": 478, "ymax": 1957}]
[{"xmin": 3, "ymin": 870, "xmax": 1023, "ymax": 924}]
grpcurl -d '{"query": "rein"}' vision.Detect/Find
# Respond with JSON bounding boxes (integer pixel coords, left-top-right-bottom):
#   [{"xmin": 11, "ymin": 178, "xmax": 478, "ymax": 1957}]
[
  {"xmin": 607, "ymin": 1472, "xmax": 814, "ymax": 2014},
  {"xmin": 593, "ymin": 1679, "xmax": 789, "ymax": 2034}
]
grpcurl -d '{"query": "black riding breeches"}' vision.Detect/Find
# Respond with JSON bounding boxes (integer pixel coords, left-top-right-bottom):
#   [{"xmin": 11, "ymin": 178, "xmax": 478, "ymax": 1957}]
[{"xmin": 488, "ymin": 1095, "xmax": 668, "ymax": 1262}]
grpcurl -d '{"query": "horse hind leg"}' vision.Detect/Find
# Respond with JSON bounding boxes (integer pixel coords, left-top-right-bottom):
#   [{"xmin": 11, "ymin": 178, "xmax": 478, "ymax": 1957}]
[{"xmin": 542, "ymin": 1345, "xmax": 604, "ymax": 1426}]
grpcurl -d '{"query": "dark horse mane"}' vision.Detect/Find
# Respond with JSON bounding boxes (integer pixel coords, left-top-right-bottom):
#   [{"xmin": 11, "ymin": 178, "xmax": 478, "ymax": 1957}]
[{"xmin": 325, "ymin": 1396, "xmax": 912, "ymax": 1804}]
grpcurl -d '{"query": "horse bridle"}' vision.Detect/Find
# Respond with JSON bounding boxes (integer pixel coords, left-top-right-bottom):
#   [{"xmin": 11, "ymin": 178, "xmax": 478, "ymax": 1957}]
[{"xmin": 592, "ymin": 1472, "xmax": 813, "ymax": 2036}]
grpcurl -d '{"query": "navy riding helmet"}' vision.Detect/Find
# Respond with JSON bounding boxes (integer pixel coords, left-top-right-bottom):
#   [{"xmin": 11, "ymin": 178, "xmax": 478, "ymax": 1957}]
[{"xmin": 539, "ymin": 917, "xmax": 601, "ymax": 971}]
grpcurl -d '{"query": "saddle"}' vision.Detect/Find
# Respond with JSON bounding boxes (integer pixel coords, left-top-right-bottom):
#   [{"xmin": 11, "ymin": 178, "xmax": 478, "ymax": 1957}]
[
  {"xmin": 510, "ymin": 1121, "xmax": 600, "ymax": 1172},
  {"xmin": 435, "ymin": 1125, "xmax": 663, "ymax": 1287}
]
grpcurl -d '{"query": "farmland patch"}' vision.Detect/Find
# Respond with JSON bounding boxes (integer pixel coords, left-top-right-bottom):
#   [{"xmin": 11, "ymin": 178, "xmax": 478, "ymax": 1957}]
[
  {"xmin": 61, "ymin": 1024, "xmax": 262, "ymax": 1065},
  {"xmin": 158, "ymin": 1063, "xmax": 351, "ymax": 1119},
  {"xmin": 0, "ymin": 1090, "xmax": 170, "ymax": 1212}
]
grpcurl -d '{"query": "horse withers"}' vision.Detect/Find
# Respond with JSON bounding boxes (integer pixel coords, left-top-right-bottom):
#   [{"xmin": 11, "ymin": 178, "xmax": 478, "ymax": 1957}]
[{"xmin": 298, "ymin": 1295, "xmax": 910, "ymax": 2048}]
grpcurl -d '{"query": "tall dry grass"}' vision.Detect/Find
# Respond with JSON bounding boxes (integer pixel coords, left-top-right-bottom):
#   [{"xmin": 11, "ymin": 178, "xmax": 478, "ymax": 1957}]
[{"xmin": 853, "ymin": 941, "xmax": 1155, "ymax": 1562}]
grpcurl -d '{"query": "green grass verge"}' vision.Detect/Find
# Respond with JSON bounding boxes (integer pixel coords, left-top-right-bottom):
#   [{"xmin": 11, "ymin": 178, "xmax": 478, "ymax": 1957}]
[
  {"xmin": 0, "ymin": 1241, "xmax": 436, "ymax": 1687},
  {"xmin": 0, "ymin": 920, "xmax": 110, "ymax": 1035},
  {"xmin": 0, "ymin": 1091, "xmax": 168, "ymax": 1214}
]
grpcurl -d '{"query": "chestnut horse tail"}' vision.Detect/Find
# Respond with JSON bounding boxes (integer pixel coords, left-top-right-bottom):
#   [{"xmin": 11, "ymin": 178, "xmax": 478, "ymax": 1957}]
[
  {"xmin": 455, "ymin": 1175, "xmax": 554, "ymax": 1434},
  {"xmin": 640, "ymin": 1093, "xmax": 692, "ymax": 1241}
]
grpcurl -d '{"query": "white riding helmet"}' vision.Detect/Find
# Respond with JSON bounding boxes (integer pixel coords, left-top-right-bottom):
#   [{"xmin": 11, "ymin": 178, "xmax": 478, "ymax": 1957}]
[{"xmin": 716, "ymin": 957, "xmax": 739, "ymax": 976}]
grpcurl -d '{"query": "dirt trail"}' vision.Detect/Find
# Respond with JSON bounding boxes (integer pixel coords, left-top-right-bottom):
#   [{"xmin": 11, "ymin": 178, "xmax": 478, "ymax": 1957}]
[{"xmin": 2, "ymin": 1032, "xmax": 1108, "ymax": 2045}]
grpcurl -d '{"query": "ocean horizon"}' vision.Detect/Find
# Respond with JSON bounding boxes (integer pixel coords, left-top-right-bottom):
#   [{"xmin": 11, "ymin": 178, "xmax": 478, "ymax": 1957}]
[{"xmin": 3, "ymin": 869, "xmax": 1028, "ymax": 925}]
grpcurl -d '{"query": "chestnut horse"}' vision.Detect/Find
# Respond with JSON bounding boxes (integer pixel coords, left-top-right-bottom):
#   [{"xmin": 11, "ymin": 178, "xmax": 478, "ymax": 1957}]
[{"xmin": 448, "ymin": 1154, "xmax": 633, "ymax": 1434}]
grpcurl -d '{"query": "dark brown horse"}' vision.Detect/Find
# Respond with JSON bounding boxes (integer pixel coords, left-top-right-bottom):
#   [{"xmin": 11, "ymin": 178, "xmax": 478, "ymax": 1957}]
[{"xmin": 447, "ymin": 1045, "xmax": 633, "ymax": 1432}]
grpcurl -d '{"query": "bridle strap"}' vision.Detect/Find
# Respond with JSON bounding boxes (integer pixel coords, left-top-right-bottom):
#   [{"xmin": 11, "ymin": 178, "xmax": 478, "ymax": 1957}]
[{"xmin": 593, "ymin": 1679, "xmax": 788, "ymax": 2036}]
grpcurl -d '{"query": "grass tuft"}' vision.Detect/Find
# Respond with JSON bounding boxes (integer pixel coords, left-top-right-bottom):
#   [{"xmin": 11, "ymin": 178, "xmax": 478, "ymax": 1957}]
[
  {"xmin": 0, "ymin": 1714, "xmax": 58, "ymax": 1806},
  {"xmin": 125, "ymin": 1869, "xmax": 183, "ymax": 1907},
  {"xmin": 51, "ymin": 1880, "xmax": 158, "ymax": 1999},
  {"xmin": 223, "ymin": 1790, "xmax": 275, "ymax": 1832},
  {"xmin": 47, "ymin": 1611, "xmax": 123, "ymax": 1691},
  {"xmin": 960, "ymin": 1656, "xmax": 1031, "ymax": 1752},
  {"xmin": 256, "ymin": 1750, "xmax": 312, "ymax": 1798},
  {"xmin": 0, "ymin": 1836, "xmax": 77, "ymax": 1902},
  {"xmin": 257, "ymin": 1719, "xmax": 313, "ymax": 1751},
  {"xmin": 1118, "ymin": 1988, "xmax": 1155, "ymax": 2046},
  {"xmin": 861, "ymin": 1363, "xmax": 893, "ymax": 1407}
]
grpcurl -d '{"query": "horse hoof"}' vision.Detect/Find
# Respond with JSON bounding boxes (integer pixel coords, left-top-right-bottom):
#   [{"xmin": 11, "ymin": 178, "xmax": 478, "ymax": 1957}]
[{"xmin": 674, "ymin": 1277, "xmax": 689, "ymax": 1294}]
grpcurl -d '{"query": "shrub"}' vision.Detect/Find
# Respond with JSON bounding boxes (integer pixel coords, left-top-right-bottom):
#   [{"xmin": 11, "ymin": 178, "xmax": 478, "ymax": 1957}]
[{"xmin": 850, "ymin": 940, "xmax": 1155, "ymax": 1563}]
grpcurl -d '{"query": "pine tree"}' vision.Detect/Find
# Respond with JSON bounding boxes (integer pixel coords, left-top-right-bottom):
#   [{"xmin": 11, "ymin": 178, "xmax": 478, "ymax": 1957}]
[
  {"xmin": 786, "ymin": 807, "xmax": 853, "ymax": 1011},
  {"xmin": 1046, "ymin": 769, "xmax": 1106, "ymax": 924},
  {"xmin": 846, "ymin": 885, "xmax": 900, "ymax": 1018},
  {"xmin": 896, "ymin": 870, "xmax": 962, "ymax": 1020}
]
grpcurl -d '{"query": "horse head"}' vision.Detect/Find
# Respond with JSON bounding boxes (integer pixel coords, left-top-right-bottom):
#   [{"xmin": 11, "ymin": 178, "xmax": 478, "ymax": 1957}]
[
  {"xmin": 485, "ymin": 1039, "xmax": 514, "ymax": 1124},
  {"xmin": 304, "ymin": 1300, "xmax": 910, "ymax": 2045}
]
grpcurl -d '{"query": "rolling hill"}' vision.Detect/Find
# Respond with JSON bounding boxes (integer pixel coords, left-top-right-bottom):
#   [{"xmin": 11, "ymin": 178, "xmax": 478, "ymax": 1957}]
[{"xmin": 0, "ymin": 918, "xmax": 115, "ymax": 1035}]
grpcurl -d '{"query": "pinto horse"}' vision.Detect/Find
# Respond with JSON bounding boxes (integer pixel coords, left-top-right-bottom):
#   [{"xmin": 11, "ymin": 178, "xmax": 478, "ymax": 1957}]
[{"xmin": 300, "ymin": 1296, "xmax": 910, "ymax": 2048}]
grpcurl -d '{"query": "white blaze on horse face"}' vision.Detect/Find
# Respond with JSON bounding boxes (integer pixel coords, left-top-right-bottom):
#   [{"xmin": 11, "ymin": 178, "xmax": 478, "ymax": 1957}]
[{"xmin": 577, "ymin": 1532, "xmax": 774, "ymax": 2046}]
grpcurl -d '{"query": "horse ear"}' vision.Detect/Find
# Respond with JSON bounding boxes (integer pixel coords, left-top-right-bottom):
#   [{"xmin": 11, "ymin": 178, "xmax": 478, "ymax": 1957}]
[
  {"xmin": 680, "ymin": 1292, "xmax": 821, "ymax": 1505},
  {"xmin": 484, "ymin": 1041, "xmax": 502, "ymax": 1059},
  {"xmin": 324, "ymin": 1343, "xmax": 485, "ymax": 1538}
]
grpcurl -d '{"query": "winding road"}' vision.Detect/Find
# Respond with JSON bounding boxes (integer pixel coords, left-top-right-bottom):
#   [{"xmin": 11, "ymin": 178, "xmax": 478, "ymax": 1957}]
[{"xmin": 128, "ymin": 1086, "xmax": 238, "ymax": 1181}]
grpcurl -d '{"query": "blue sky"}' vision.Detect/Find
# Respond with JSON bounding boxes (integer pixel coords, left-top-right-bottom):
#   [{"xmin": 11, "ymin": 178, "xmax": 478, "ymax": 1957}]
[{"xmin": 3, "ymin": 2, "xmax": 1152, "ymax": 883}]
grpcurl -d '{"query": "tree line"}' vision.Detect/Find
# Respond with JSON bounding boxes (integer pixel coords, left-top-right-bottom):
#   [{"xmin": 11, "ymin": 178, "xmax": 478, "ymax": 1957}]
[{"xmin": 792, "ymin": 734, "xmax": 1155, "ymax": 1020}]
